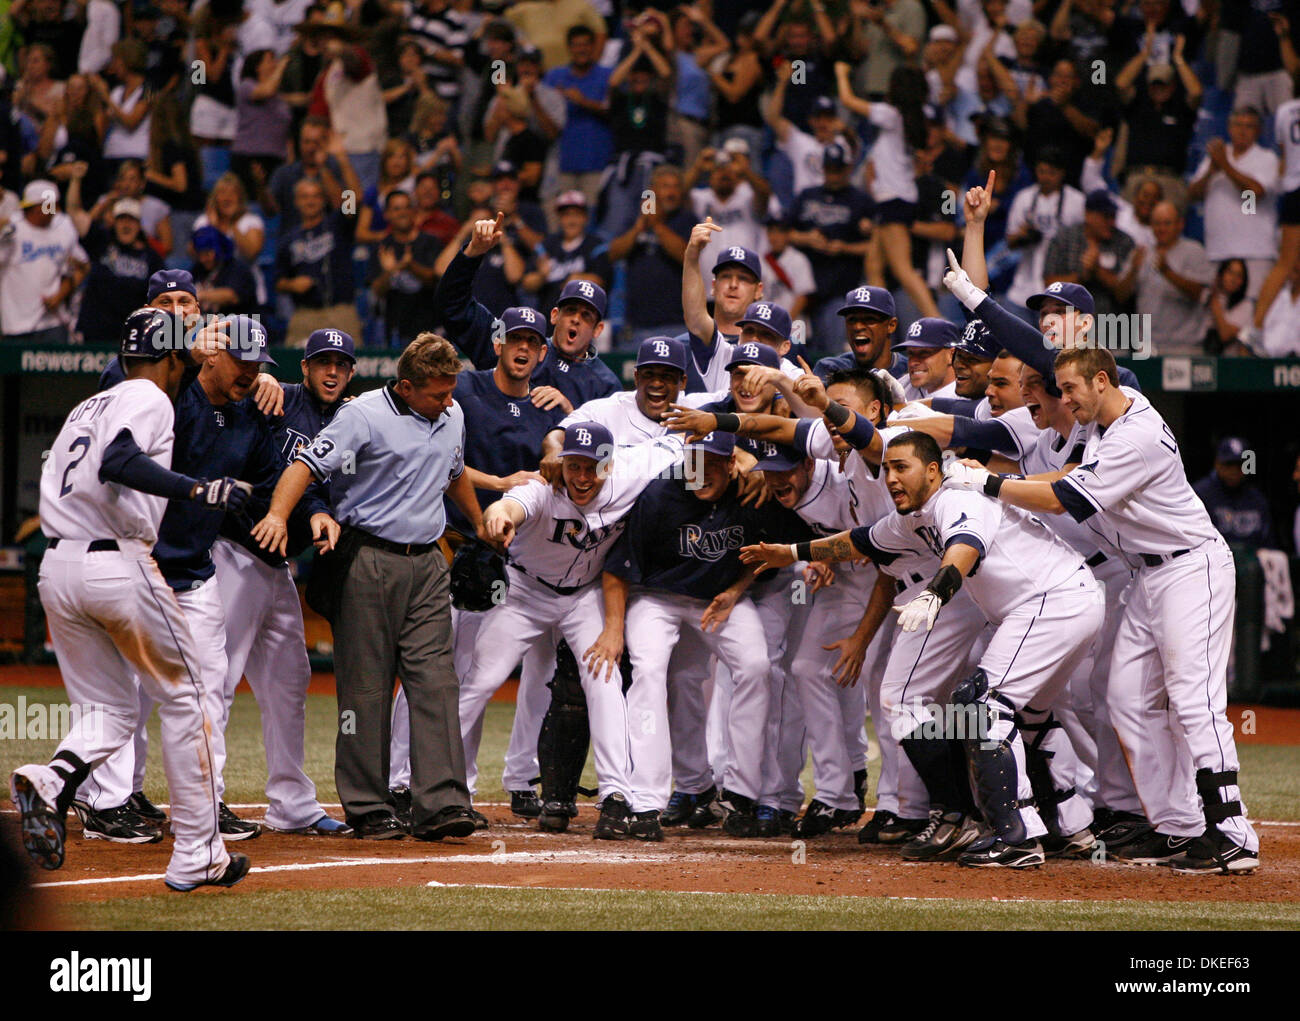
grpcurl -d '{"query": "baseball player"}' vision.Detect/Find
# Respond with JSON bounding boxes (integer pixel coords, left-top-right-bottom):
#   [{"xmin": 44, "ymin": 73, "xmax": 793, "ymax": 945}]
[
  {"xmin": 743, "ymin": 429, "xmax": 1104, "ymax": 869},
  {"xmin": 603, "ymin": 430, "xmax": 808, "ymax": 839},
  {"xmin": 10, "ymin": 308, "xmax": 252, "ymax": 890},
  {"xmin": 812, "ymin": 286, "xmax": 910, "ymax": 383},
  {"xmin": 954, "ymin": 346, "xmax": 1259, "ymax": 874},
  {"xmin": 208, "ymin": 327, "xmax": 358, "ymax": 837},
  {"xmin": 895, "ymin": 318, "xmax": 959, "ymax": 402},
  {"xmin": 438, "ymin": 213, "xmax": 621, "ymax": 409},
  {"xmin": 476, "ymin": 424, "xmax": 687, "ymax": 837}
]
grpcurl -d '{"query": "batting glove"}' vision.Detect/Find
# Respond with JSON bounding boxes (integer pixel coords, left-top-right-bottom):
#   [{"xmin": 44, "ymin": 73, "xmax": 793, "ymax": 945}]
[
  {"xmin": 893, "ymin": 590, "xmax": 943, "ymax": 632},
  {"xmin": 870, "ymin": 368, "xmax": 907, "ymax": 407},
  {"xmin": 888, "ymin": 401, "xmax": 935, "ymax": 423},
  {"xmin": 943, "ymin": 248, "xmax": 988, "ymax": 311},
  {"xmin": 192, "ymin": 477, "xmax": 254, "ymax": 513},
  {"xmin": 942, "ymin": 460, "xmax": 991, "ymax": 492}
]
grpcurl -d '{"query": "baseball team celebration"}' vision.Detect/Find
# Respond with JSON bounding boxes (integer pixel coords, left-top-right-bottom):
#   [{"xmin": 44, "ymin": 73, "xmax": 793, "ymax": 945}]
[{"xmin": 1, "ymin": 0, "xmax": 1298, "ymax": 941}]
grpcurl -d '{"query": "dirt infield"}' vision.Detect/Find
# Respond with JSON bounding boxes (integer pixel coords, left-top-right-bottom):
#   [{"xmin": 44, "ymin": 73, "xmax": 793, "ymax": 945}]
[{"xmin": 16, "ymin": 804, "xmax": 1299, "ymax": 925}]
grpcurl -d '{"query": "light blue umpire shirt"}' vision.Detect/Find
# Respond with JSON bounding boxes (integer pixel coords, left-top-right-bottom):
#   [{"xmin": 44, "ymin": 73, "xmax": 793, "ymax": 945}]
[{"xmin": 296, "ymin": 380, "xmax": 465, "ymax": 545}]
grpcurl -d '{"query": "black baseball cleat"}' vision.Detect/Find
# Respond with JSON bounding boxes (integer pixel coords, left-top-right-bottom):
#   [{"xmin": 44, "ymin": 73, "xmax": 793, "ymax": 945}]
[
  {"xmin": 756, "ymin": 805, "xmax": 791, "ymax": 838},
  {"xmin": 685, "ymin": 786, "xmax": 724, "ymax": 829},
  {"xmin": 538, "ymin": 800, "xmax": 574, "ymax": 833},
  {"xmin": 127, "ymin": 791, "xmax": 168, "ymax": 824},
  {"xmin": 878, "ymin": 814, "xmax": 930, "ymax": 844},
  {"xmin": 10, "ymin": 770, "xmax": 66, "ymax": 871},
  {"xmin": 857, "ymin": 809, "xmax": 897, "ymax": 844},
  {"xmin": 218, "ymin": 802, "xmax": 261, "ymax": 841},
  {"xmin": 165, "ymin": 852, "xmax": 252, "ymax": 892},
  {"xmin": 958, "ymin": 837, "xmax": 1045, "ymax": 869},
  {"xmin": 73, "ymin": 801, "xmax": 164, "ymax": 844},
  {"xmin": 1093, "ymin": 809, "xmax": 1152, "ymax": 850},
  {"xmin": 1042, "ymin": 827, "xmax": 1097, "ymax": 859},
  {"xmin": 832, "ymin": 807, "xmax": 864, "ymax": 829},
  {"xmin": 794, "ymin": 799, "xmax": 839, "ymax": 838},
  {"xmin": 593, "ymin": 793, "xmax": 631, "ymax": 840},
  {"xmin": 900, "ymin": 810, "xmax": 982, "ymax": 862},
  {"xmin": 630, "ymin": 810, "xmax": 664, "ymax": 842},
  {"xmin": 1110, "ymin": 831, "xmax": 1197, "ymax": 865},
  {"xmin": 1168, "ymin": 830, "xmax": 1260, "ymax": 875},
  {"xmin": 388, "ymin": 786, "xmax": 412, "ymax": 828},
  {"xmin": 720, "ymin": 790, "xmax": 759, "ymax": 837},
  {"xmin": 413, "ymin": 806, "xmax": 478, "ymax": 841},
  {"xmin": 853, "ymin": 768, "xmax": 868, "ymax": 811},
  {"xmin": 662, "ymin": 789, "xmax": 701, "ymax": 827},
  {"xmin": 509, "ymin": 789, "xmax": 543, "ymax": 818}
]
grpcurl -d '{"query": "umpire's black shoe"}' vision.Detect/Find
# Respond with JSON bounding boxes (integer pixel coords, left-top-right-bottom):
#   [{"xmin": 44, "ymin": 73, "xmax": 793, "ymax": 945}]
[
  {"xmin": 630, "ymin": 810, "xmax": 664, "ymax": 842},
  {"xmin": 509, "ymin": 789, "xmax": 543, "ymax": 818},
  {"xmin": 388, "ymin": 786, "xmax": 412, "ymax": 829},
  {"xmin": 218, "ymin": 802, "xmax": 261, "ymax": 841},
  {"xmin": 413, "ymin": 806, "xmax": 477, "ymax": 841},
  {"xmin": 353, "ymin": 812, "xmax": 407, "ymax": 840},
  {"xmin": 538, "ymin": 800, "xmax": 573, "ymax": 833},
  {"xmin": 720, "ymin": 790, "xmax": 759, "ymax": 838},
  {"xmin": 593, "ymin": 793, "xmax": 631, "ymax": 840},
  {"xmin": 127, "ymin": 791, "xmax": 168, "ymax": 823},
  {"xmin": 685, "ymin": 786, "xmax": 724, "ymax": 829}
]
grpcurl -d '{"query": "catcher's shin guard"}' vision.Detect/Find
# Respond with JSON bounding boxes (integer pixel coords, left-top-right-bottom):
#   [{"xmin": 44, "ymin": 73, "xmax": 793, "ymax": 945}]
[
  {"xmin": 953, "ymin": 670, "xmax": 1028, "ymax": 845},
  {"xmin": 901, "ymin": 727, "xmax": 974, "ymax": 814},
  {"xmin": 536, "ymin": 640, "xmax": 592, "ymax": 807}
]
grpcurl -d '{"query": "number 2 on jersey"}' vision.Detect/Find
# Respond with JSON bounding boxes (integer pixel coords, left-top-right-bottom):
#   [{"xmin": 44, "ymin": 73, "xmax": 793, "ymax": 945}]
[{"xmin": 59, "ymin": 437, "xmax": 91, "ymax": 497}]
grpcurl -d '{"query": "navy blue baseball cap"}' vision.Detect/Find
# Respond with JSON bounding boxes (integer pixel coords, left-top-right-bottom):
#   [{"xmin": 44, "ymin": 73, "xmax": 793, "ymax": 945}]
[
  {"xmin": 952, "ymin": 318, "xmax": 999, "ymax": 361},
  {"xmin": 736, "ymin": 301, "xmax": 792, "ymax": 342},
  {"xmin": 823, "ymin": 142, "xmax": 850, "ymax": 169},
  {"xmin": 146, "ymin": 269, "xmax": 196, "ymax": 302},
  {"xmin": 1216, "ymin": 437, "xmax": 1249, "ymax": 464},
  {"xmin": 689, "ymin": 431, "xmax": 737, "ymax": 458},
  {"xmin": 713, "ymin": 245, "xmax": 762, "ymax": 281},
  {"xmin": 636, "ymin": 336, "xmax": 688, "ymax": 373},
  {"xmin": 555, "ymin": 279, "xmax": 607, "ymax": 319},
  {"xmin": 894, "ymin": 317, "xmax": 961, "ymax": 350},
  {"xmin": 725, "ymin": 339, "xmax": 781, "ymax": 372},
  {"xmin": 811, "ymin": 95, "xmax": 836, "ymax": 117},
  {"xmin": 221, "ymin": 315, "xmax": 276, "ymax": 364},
  {"xmin": 837, "ymin": 285, "xmax": 896, "ymax": 319},
  {"xmin": 1026, "ymin": 281, "xmax": 1096, "ymax": 317},
  {"xmin": 1085, "ymin": 189, "xmax": 1118, "ymax": 215},
  {"xmin": 305, "ymin": 328, "xmax": 356, "ymax": 362},
  {"xmin": 499, "ymin": 306, "xmax": 548, "ymax": 342},
  {"xmin": 560, "ymin": 422, "xmax": 614, "ymax": 459},
  {"xmin": 120, "ymin": 307, "xmax": 185, "ymax": 359},
  {"xmin": 753, "ymin": 439, "xmax": 805, "ymax": 472}
]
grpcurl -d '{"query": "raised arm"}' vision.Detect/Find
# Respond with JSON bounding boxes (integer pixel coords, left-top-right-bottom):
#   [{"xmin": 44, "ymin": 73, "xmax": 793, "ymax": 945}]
[
  {"xmin": 834, "ymin": 61, "xmax": 872, "ymax": 118},
  {"xmin": 682, "ymin": 217, "xmax": 722, "ymax": 342}
]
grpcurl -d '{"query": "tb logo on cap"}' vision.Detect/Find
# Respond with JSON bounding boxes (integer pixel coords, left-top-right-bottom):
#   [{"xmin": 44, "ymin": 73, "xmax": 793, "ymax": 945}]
[
  {"xmin": 741, "ymin": 343, "xmax": 760, "ymax": 359},
  {"xmin": 324, "ymin": 330, "xmax": 344, "ymax": 346},
  {"xmin": 652, "ymin": 339, "xmax": 671, "ymax": 358},
  {"xmin": 853, "ymin": 287, "xmax": 871, "ymax": 304},
  {"xmin": 578, "ymin": 281, "xmax": 595, "ymax": 298},
  {"xmin": 575, "ymin": 428, "xmax": 592, "ymax": 446},
  {"xmin": 754, "ymin": 304, "xmax": 772, "ymax": 320},
  {"xmin": 1047, "ymin": 282, "xmax": 1064, "ymax": 293},
  {"xmin": 908, "ymin": 321, "xmax": 923, "ymax": 337},
  {"xmin": 519, "ymin": 308, "xmax": 536, "ymax": 323},
  {"xmin": 761, "ymin": 442, "xmax": 777, "ymax": 457},
  {"xmin": 729, "ymin": 247, "xmax": 746, "ymax": 261}
]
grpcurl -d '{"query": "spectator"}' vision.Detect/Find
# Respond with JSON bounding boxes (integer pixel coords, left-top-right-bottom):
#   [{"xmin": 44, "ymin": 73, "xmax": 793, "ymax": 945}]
[
  {"xmin": 758, "ymin": 215, "xmax": 815, "ymax": 327},
  {"xmin": 266, "ymin": 117, "xmax": 362, "ymax": 237},
  {"xmin": 484, "ymin": 81, "xmax": 551, "ymax": 206},
  {"xmin": 1115, "ymin": 40, "xmax": 1200, "ymax": 193},
  {"xmin": 959, "ymin": 1, "xmax": 1018, "ymax": 79},
  {"xmin": 194, "ymin": 172, "xmax": 266, "ymax": 279},
  {"xmin": 382, "ymin": 39, "xmax": 435, "ymax": 139},
  {"xmin": 192, "ymin": 225, "xmax": 258, "ymax": 316},
  {"xmin": 1043, "ymin": 189, "xmax": 1136, "ymax": 319},
  {"xmin": 1115, "ymin": 173, "xmax": 1161, "ymax": 249},
  {"xmin": 1131, "ymin": 200, "xmax": 1210, "ymax": 355},
  {"xmin": 1048, "ymin": 0, "xmax": 1121, "ymax": 67},
  {"xmin": 461, "ymin": 18, "xmax": 518, "ymax": 144},
  {"xmin": 601, "ymin": 36, "xmax": 671, "ymax": 237},
  {"xmin": 960, "ymin": 114, "xmax": 1029, "ymax": 245},
  {"xmin": 244, "ymin": 0, "xmax": 316, "ymax": 57},
  {"xmin": 609, "ymin": 164, "xmax": 693, "ymax": 345},
  {"xmin": 835, "ymin": 62, "xmax": 942, "ymax": 318},
  {"xmin": 508, "ymin": 46, "xmax": 565, "ymax": 147},
  {"xmin": 413, "ymin": 169, "xmax": 461, "ymax": 243},
  {"xmin": 1194, "ymin": 438, "xmax": 1275, "ymax": 549},
  {"xmin": 912, "ymin": 138, "xmax": 962, "ymax": 317},
  {"xmin": 406, "ymin": 0, "xmax": 473, "ymax": 106},
  {"xmin": 73, "ymin": 197, "xmax": 163, "ymax": 344},
  {"xmin": 1256, "ymin": 259, "xmax": 1300, "ymax": 358},
  {"xmin": 663, "ymin": 6, "xmax": 713, "ymax": 171},
  {"xmin": 84, "ymin": 159, "xmax": 173, "ymax": 259},
  {"xmin": 992, "ymin": 17, "xmax": 1050, "ymax": 97},
  {"xmin": 1254, "ymin": 78, "xmax": 1300, "ymax": 338},
  {"xmin": 274, "ymin": 176, "xmax": 362, "ymax": 346},
  {"xmin": 766, "ymin": 87, "xmax": 858, "ymax": 201},
  {"xmin": 187, "ymin": 12, "xmax": 239, "ymax": 182},
  {"xmin": 707, "ymin": 11, "xmax": 766, "ymax": 158},
  {"xmin": 369, "ymin": 190, "xmax": 440, "ymax": 346},
  {"xmin": 504, "ymin": 0, "xmax": 606, "ymax": 73},
  {"xmin": 77, "ymin": 0, "xmax": 121, "ymax": 76},
  {"xmin": 756, "ymin": 6, "xmax": 836, "ymax": 130},
  {"xmin": 1203, "ymin": 258, "xmax": 1255, "ymax": 356},
  {"xmin": 1189, "ymin": 107, "xmax": 1280, "ymax": 299},
  {"xmin": 10, "ymin": 0, "xmax": 82, "ymax": 85},
  {"xmin": 356, "ymin": 139, "xmax": 416, "ymax": 245},
  {"xmin": 788, "ymin": 142, "xmax": 874, "ymax": 353},
  {"xmin": 1225, "ymin": 4, "xmax": 1297, "ymax": 131},
  {"xmin": 0, "ymin": 180, "xmax": 88, "ymax": 345},
  {"xmin": 34, "ymin": 73, "xmax": 108, "ymax": 202},
  {"xmin": 408, "ymin": 93, "xmax": 464, "ymax": 184},
  {"xmin": 924, "ymin": 25, "xmax": 980, "ymax": 146},
  {"xmin": 14, "ymin": 44, "xmax": 65, "ymax": 134},
  {"xmin": 231, "ymin": 48, "xmax": 293, "ymax": 202},
  {"xmin": 544, "ymin": 25, "xmax": 614, "ymax": 212},
  {"xmin": 144, "ymin": 94, "xmax": 205, "ymax": 238},
  {"xmin": 132, "ymin": 3, "xmax": 186, "ymax": 96},
  {"xmin": 489, "ymin": 159, "xmax": 547, "ymax": 251},
  {"xmin": 309, "ymin": 34, "xmax": 389, "ymax": 193},
  {"xmin": 1003, "ymin": 146, "xmax": 1085, "ymax": 314},
  {"xmin": 93, "ymin": 39, "xmax": 154, "ymax": 169},
  {"xmin": 686, "ymin": 141, "xmax": 777, "ymax": 257},
  {"xmin": 279, "ymin": 9, "xmax": 331, "ymax": 137},
  {"xmin": 1018, "ymin": 59, "xmax": 1101, "ymax": 185},
  {"xmin": 537, "ymin": 191, "xmax": 611, "ymax": 314},
  {"xmin": 848, "ymin": 0, "xmax": 925, "ymax": 101}
]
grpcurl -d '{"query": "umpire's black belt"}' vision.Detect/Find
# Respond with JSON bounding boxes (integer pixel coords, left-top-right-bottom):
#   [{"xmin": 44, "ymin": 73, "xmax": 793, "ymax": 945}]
[
  {"xmin": 511, "ymin": 564, "xmax": 583, "ymax": 597},
  {"xmin": 49, "ymin": 538, "xmax": 118, "ymax": 552},
  {"xmin": 353, "ymin": 529, "xmax": 439, "ymax": 557},
  {"xmin": 1140, "ymin": 548, "xmax": 1190, "ymax": 568}
]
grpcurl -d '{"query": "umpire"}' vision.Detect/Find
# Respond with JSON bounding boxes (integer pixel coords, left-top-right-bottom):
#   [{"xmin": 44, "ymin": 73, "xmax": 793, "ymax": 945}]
[{"xmin": 253, "ymin": 334, "xmax": 487, "ymax": 841}]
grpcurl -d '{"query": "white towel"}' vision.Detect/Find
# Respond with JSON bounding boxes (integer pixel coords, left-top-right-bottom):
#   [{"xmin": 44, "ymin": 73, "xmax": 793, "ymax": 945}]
[{"xmin": 1257, "ymin": 548, "xmax": 1295, "ymax": 652}]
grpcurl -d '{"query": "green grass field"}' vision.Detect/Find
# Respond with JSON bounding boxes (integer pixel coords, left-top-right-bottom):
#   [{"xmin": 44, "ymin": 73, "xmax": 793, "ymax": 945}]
[{"xmin": 5, "ymin": 686, "xmax": 1299, "ymax": 930}]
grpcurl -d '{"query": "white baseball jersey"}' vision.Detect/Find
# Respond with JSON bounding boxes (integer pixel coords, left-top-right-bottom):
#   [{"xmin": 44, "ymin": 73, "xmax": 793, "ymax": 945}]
[
  {"xmin": 902, "ymin": 378, "xmax": 959, "ymax": 403},
  {"xmin": 789, "ymin": 418, "xmax": 895, "ymax": 535},
  {"xmin": 701, "ymin": 337, "xmax": 805, "ymax": 395},
  {"xmin": 39, "ymin": 379, "xmax": 175, "ymax": 544},
  {"xmin": 857, "ymin": 487, "xmax": 1087, "ymax": 624},
  {"xmin": 1053, "ymin": 389, "xmax": 1222, "ymax": 561},
  {"xmin": 1277, "ymin": 98, "xmax": 1300, "ymax": 193},
  {"xmin": 501, "ymin": 437, "xmax": 684, "ymax": 589},
  {"xmin": 988, "ymin": 405, "xmax": 1042, "ymax": 461},
  {"xmin": 560, "ymin": 390, "xmax": 714, "ymax": 448},
  {"xmin": 1019, "ymin": 421, "xmax": 1121, "ymax": 566}
]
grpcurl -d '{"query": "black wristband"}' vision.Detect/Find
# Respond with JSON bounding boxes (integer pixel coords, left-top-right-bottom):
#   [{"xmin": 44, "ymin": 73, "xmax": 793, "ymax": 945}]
[
  {"xmin": 823, "ymin": 400, "xmax": 851, "ymax": 428},
  {"xmin": 795, "ymin": 541, "xmax": 813, "ymax": 561},
  {"xmin": 928, "ymin": 563, "xmax": 963, "ymax": 604},
  {"xmin": 714, "ymin": 412, "xmax": 741, "ymax": 433},
  {"xmin": 983, "ymin": 472, "xmax": 1024, "ymax": 498}
]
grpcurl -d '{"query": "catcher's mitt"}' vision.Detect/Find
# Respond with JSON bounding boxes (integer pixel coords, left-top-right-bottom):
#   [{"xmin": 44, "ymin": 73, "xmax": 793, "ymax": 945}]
[{"xmin": 449, "ymin": 540, "xmax": 507, "ymax": 612}]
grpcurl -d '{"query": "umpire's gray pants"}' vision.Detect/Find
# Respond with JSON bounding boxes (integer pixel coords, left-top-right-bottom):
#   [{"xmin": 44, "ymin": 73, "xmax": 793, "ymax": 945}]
[{"xmin": 333, "ymin": 544, "xmax": 469, "ymax": 827}]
